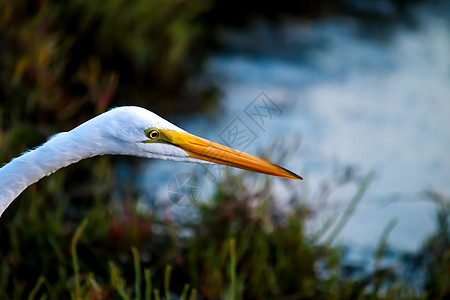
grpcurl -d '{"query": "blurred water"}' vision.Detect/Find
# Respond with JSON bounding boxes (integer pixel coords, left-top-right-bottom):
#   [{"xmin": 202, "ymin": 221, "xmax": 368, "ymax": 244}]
[{"xmin": 139, "ymin": 3, "xmax": 450, "ymax": 256}]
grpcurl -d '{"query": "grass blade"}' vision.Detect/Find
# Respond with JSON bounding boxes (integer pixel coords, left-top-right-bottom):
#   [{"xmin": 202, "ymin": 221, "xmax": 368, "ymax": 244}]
[
  {"xmin": 325, "ymin": 172, "xmax": 374, "ymax": 245},
  {"xmin": 132, "ymin": 247, "xmax": 141, "ymax": 300},
  {"xmin": 180, "ymin": 284, "xmax": 190, "ymax": 300},
  {"xmin": 71, "ymin": 218, "xmax": 89, "ymax": 299},
  {"xmin": 144, "ymin": 268, "xmax": 152, "ymax": 300},
  {"xmin": 164, "ymin": 265, "xmax": 171, "ymax": 300},
  {"xmin": 229, "ymin": 238, "xmax": 237, "ymax": 300},
  {"xmin": 27, "ymin": 276, "xmax": 45, "ymax": 300}
]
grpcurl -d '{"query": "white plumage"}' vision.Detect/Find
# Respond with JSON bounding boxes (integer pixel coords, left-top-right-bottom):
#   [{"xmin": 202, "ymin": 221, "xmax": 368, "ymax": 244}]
[{"xmin": 0, "ymin": 106, "xmax": 301, "ymax": 217}]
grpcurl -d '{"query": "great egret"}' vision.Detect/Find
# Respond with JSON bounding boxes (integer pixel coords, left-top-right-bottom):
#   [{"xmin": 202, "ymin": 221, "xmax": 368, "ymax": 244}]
[{"xmin": 0, "ymin": 106, "xmax": 302, "ymax": 217}]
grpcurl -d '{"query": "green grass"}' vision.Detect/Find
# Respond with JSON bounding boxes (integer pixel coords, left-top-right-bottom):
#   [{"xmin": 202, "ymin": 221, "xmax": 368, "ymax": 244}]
[{"xmin": 1, "ymin": 165, "xmax": 448, "ymax": 299}]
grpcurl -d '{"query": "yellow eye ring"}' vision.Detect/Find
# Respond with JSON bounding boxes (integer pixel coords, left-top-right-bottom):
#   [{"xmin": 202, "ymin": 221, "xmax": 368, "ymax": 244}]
[{"xmin": 146, "ymin": 129, "xmax": 160, "ymax": 139}]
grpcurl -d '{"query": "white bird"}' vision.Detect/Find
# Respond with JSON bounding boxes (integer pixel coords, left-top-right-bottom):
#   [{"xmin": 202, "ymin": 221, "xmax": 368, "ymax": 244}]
[{"xmin": 0, "ymin": 106, "xmax": 302, "ymax": 217}]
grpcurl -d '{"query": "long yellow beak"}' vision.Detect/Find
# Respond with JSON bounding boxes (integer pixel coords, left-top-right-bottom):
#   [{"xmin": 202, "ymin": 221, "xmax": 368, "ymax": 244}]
[{"xmin": 163, "ymin": 130, "xmax": 302, "ymax": 180}]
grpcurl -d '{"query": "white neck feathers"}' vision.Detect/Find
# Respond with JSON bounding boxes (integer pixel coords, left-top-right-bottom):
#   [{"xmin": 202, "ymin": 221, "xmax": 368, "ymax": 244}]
[{"xmin": 0, "ymin": 131, "xmax": 101, "ymax": 217}]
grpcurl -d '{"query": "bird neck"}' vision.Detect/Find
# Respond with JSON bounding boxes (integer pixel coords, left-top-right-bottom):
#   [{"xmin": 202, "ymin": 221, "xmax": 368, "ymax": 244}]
[{"xmin": 0, "ymin": 131, "xmax": 100, "ymax": 217}]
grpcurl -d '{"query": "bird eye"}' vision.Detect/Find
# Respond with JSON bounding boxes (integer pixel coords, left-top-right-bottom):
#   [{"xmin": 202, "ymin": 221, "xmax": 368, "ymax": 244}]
[{"xmin": 147, "ymin": 129, "xmax": 160, "ymax": 139}]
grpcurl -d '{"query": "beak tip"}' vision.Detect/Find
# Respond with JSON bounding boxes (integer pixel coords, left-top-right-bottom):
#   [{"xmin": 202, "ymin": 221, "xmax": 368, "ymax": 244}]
[
  {"xmin": 272, "ymin": 163, "xmax": 303, "ymax": 180},
  {"xmin": 290, "ymin": 173, "xmax": 303, "ymax": 181}
]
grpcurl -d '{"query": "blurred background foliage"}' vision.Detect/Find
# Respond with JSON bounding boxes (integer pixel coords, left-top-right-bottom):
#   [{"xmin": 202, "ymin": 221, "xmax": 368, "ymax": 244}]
[{"xmin": 0, "ymin": 0, "xmax": 448, "ymax": 299}]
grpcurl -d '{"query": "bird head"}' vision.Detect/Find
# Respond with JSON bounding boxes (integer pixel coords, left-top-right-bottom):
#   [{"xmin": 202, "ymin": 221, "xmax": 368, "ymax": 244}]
[{"xmin": 88, "ymin": 106, "xmax": 302, "ymax": 180}]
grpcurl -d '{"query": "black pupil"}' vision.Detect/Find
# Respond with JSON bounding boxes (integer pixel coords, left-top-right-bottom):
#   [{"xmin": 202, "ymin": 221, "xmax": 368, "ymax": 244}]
[{"xmin": 151, "ymin": 131, "xmax": 158, "ymax": 138}]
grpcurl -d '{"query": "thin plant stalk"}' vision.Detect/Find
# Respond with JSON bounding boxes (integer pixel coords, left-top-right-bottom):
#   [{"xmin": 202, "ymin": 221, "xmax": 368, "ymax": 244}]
[
  {"xmin": 165, "ymin": 265, "xmax": 171, "ymax": 300},
  {"xmin": 71, "ymin": 218, "xmax": 89, "ymax": 299},
  {"xmin": 180, "ymin": 284, "xmax": 190, "ymax": 300},
  {"xmin": 229, "ymin": 238, "xmax": 237, "ymax": 300},
  {"xmin": 144, "ymin": 268, "xmax": 152, "ymax": 300},
  {"xmin": 188, "ymin": 288, "xmax": 197, "ymax": 300},
  {"xmin": 132, "ymin": 247, "xmax": 141, "ymax": 300},
  {"xmin": 27, "ymin": 276, "xmax": 45, "ymax": 300},
  {"xmin": 325, "ymin": 172, "xmax": 374, "ymax": 245}
]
